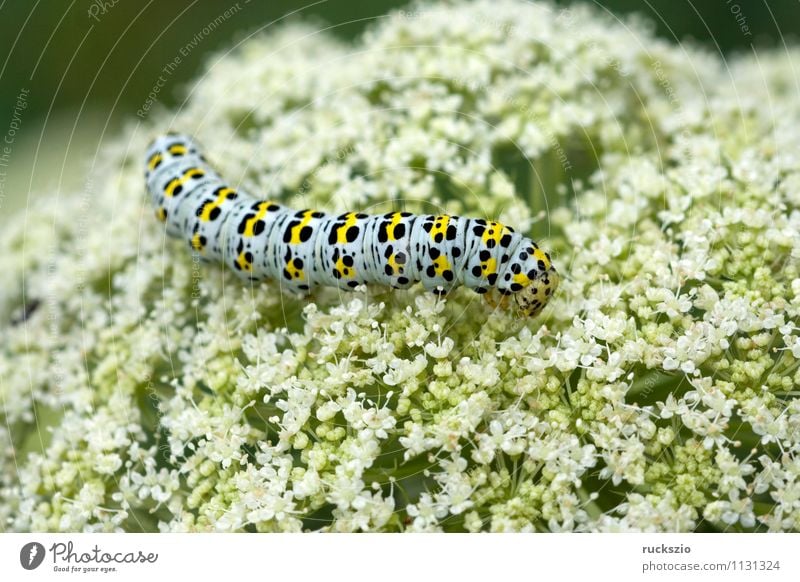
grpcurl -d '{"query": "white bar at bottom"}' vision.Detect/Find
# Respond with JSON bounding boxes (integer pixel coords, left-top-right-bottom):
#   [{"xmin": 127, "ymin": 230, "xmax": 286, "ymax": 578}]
[{"xmin": 1, "ymin": 533, "xmax": 798, "ymax": 581}]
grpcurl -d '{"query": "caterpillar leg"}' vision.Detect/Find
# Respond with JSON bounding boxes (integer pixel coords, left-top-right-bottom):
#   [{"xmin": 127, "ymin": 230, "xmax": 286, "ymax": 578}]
[{"xmin": 483, "ymin": 288, "xmax": 512, "ymax": 311}]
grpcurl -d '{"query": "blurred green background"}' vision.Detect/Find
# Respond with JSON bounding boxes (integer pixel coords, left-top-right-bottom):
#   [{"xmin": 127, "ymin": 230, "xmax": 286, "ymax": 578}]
[{"xmin": 0, "ymin": 0, "xmax": 797, "ymax": 218}]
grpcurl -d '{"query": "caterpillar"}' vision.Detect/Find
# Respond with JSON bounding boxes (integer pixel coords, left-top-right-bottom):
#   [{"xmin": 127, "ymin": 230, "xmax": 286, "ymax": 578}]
[{"xmin": 144, "ymin": 134, "xmax": 559, "ymax": 317}]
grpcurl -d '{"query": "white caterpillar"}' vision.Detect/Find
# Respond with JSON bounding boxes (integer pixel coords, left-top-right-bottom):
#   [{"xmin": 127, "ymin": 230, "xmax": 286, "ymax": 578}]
[{"xmin": 145, "ymin": 134, "xmax": 559, "ymax": 316}]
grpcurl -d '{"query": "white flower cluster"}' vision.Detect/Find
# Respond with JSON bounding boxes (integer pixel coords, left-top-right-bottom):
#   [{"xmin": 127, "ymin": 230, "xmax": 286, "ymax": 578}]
[{"xmin": 1, "ymin": 0, "xmax": 799, "ymax": 532}]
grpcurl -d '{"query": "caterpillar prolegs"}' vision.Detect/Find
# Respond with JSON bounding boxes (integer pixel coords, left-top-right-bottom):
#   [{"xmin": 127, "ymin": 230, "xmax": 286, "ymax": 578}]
[{"xmin": 144, "ymin": 134, "xmax": 559, "ymax": 317}]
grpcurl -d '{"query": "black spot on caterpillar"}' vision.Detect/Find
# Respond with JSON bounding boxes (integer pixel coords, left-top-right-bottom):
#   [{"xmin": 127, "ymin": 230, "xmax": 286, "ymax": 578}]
[{"xmin": 145, "ymin": 134, "xmax": 559, "ymax": 316}]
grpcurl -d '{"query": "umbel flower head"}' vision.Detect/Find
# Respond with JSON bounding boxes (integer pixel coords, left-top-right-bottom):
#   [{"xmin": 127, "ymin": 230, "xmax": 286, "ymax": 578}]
[{"xmin": 1, "ymin": 0, "xmax": 799, "ymax": 532}]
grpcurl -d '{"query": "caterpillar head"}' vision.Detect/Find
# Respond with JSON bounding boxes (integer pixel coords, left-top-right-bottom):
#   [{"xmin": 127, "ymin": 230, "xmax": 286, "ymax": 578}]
[
  {"xmin": 514, "ymin": 267, "xmax": 559, "ymax": 317},
  {"xmin": 499, "ymin": 239, "xmax": 559, "ymax": 318}
]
